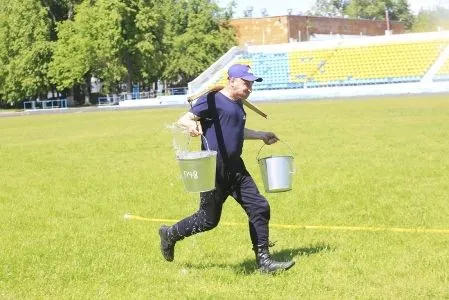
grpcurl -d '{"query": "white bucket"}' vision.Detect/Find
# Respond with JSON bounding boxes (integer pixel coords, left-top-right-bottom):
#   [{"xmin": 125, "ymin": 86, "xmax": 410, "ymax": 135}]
[
  {"xmin": 257, "ymin": 141, "xmax": 295, "ymax": 193},
  {"xmin": 177, "ymin": 136, "xmax": 217, "ymax": 193}
]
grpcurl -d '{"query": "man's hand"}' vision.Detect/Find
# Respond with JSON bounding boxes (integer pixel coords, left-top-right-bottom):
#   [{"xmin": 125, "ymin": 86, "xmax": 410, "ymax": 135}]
[
  {"xmin": 187, "ymin": 124, "xmax": 203, "ymax": 137},
  {"xmin": 177, "ymin": 112, "xmax": 203, "ymax": 137},
  {"xmin": 261, "ymin": 131, "xmax": 279, "ymax": 145},
  {"xmin": 244, "ymin": 128, "xmax": 279, "ymax": 144}
]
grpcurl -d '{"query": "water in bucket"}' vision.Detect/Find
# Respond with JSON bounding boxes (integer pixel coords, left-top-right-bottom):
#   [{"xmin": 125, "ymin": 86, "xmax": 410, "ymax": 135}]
[
  {"xmin": 257, "ymin": 141, "xmax": 295, "ymax": 193},
  {"xmin": 168, "ymin": 124, "xmax": 217, "ymax": 192},
  {"xmin": 177, "ymin": 150, "xmax": 217, "ymax": 192}
]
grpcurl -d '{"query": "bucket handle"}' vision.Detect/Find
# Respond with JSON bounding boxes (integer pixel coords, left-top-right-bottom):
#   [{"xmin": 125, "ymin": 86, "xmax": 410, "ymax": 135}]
[
  {"xmin": 256, "ymin": 139, "xmax": 295, "ymax": 161},
  {"xmin": 256, "ymin": 140, "xmax": 296, "ymax": 174},
  {"xmin": 201, "ymin": 134, "xmax": 211, "ymax": 151},
  {"xmin": 187, "ymin": 134, "xmax": 211, "ymax": 151}
]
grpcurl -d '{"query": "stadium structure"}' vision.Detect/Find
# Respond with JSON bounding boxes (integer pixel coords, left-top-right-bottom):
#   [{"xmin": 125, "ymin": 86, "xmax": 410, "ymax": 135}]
[
  {"xmin": 228, "ymin": 14, "xmax": 405, "ymax": 45},
  {"xmin": 118, "ymin": 30, "xmax": 449, "ymax": 107}
]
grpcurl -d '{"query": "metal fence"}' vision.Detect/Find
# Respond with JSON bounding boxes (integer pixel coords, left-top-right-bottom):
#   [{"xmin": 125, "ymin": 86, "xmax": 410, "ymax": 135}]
[{"xmin": 23, "ymin": 99, "xmax": 67, "ymax": 110}]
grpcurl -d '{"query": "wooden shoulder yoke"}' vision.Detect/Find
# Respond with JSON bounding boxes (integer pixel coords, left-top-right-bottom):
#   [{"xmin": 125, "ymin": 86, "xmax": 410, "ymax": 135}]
[{"xmin": 187, "ymin": 85, "xmax": 267, "ymax": 119}]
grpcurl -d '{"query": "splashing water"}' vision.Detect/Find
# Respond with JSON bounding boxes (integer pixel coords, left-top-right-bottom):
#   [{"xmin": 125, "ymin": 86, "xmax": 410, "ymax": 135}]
[
  {"xmin": 166, "ymin": 123, "xmax": 189, "ymax": 156},
  {"xmin": 166, "ymin": 123, "xmax": 215, "ymax": 160}
]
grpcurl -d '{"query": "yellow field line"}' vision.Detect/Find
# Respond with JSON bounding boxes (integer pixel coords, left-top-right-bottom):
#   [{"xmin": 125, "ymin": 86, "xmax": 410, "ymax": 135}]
[{"xmin": 123, "ymin": 214, "xmax": 449, "ymax": 234}]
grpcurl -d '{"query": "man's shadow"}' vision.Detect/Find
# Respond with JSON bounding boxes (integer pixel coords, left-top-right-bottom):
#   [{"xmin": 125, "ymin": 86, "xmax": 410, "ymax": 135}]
[{"xmin": 183, "ymin": 243, "xmax": 332, "ymax": 275}]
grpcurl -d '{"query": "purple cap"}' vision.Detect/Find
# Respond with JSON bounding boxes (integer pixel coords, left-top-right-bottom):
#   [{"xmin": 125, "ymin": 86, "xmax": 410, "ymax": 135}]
[{"xmin": 227, "ymin": 64, "xmax": 263, "ymax": 82}]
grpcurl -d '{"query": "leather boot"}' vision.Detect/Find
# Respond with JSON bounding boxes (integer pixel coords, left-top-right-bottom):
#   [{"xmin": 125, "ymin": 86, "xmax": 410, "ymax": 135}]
[
  {"xmin": 254, "ymin": 245, "xmax": 295, "ymax": 273},
  {"xmin": 159, "ymin": 225, "xmax": 176, "ymax": 262}
]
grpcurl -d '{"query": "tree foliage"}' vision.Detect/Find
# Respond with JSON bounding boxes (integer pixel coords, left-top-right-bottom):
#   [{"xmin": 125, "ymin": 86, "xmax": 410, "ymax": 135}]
[
  {"xmin": 163, "ymin": 0, "xmax": 236, "ymax": 85},
  {"xmin": 0, "ymin": 0, "xmax": 53, "ymax": 104},
  {"xmin": 49, "ymin": 0, "xmax": 126, "ymax": 102},
  {"xmin": 0, "ymin": 0, "xmax": 237, "ymax": 105},
  {"xmin": 412, "ymin": 6, "xmax": 449, "ymax": 32},
  {"xmin": 342, "ymin": 0, "xmax": 414, "ymax": 29},
  {"xmin": 309, "ymin": 0, "xmax": 415, "ymax": 29},
  {"xmin": 309, "ymin": 0, "xmax": 349, "ymax": 17},
  {"xmin": 391, "ymin": 0, "xmax": 414, "ymax": 29}
]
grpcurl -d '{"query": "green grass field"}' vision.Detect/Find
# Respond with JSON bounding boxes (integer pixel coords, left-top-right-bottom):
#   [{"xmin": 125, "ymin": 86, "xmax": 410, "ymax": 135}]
[{"xmin": 1, "ymin": 95, "xmax": 449, "ymax": 299}]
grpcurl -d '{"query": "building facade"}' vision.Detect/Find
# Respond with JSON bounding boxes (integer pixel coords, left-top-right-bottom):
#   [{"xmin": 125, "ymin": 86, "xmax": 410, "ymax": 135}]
[{"xmin": 230, "ymin": 15, "xmax": 405, "ymax": 45}]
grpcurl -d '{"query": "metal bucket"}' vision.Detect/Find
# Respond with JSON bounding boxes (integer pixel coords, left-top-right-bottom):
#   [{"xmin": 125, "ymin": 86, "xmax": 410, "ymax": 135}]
[
  {"xmin": 177, "ymin": 136, "xmax": 217, "ymax": 193},
  {"xmin": 257, "ymin": 141, "xmax": 295, "ymax": 193}
]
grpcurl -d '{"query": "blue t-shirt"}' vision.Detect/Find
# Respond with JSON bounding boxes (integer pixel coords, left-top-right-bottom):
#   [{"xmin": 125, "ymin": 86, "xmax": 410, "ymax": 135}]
[{"xmin": 191, "ymin": 91, "xmax": 246, "ymax": 165}]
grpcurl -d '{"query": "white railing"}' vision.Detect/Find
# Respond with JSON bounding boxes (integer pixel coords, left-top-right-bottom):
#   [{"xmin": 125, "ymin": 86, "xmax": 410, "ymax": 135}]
[
  {"xmin": 119, "ymin": 91, "xmax": 155, "ymax": 101},
  {"xmin": 23, "ymin": 99, "xmax": 68, "ymax": 110},
  {"xmin": 98, "ymin": 95, "xmax": 122, "ymax": 105},
  {"xmin": 118, "ymin": 88, "xmax": 188, "ymax": 103}
]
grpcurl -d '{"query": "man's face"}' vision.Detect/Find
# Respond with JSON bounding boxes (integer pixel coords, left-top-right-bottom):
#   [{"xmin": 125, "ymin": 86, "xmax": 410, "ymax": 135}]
[{"xmin": 230, "ymin": 77, "xmax": 254, "ymax": 99}]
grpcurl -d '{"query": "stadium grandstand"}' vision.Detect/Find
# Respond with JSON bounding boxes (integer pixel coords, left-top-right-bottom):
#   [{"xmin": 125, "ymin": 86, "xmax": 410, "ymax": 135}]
[
  {"xmin": 434, "ymin": 52, "xmax": 449, "ymax": 81},
  {"xmin": 119, "ymin": 30, "xmax": 449, "ymax": 107}
]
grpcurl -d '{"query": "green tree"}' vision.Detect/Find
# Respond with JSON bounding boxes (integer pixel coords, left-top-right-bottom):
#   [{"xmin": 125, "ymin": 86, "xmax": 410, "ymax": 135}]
[
  {"xmin": 2, "ymin": 0, "xmax": 238, "ymax": 105},
  {"xmin": 309, "ymin": 0, "xmax": 349, "ymax": 17},
  {"xmin": 308, "ymin": 0, "xmax": 414, "ymax": 29},
  {"xmin": 122, "ymin": 0, "xmax": 168, "ymax": 92},
  {"xmin": 49, "ymin": 0, "xmax": 126, "ymax": 104},
  {"xmin": 412, "ymin": 6, "xmax": 449, "ymax": 32},
  {"xmin": 163, "ymin": 0, "xmax": 236, "ymax": 86},
  {"xmin": 40, "ymin": 0, "xmax": 83, "ymax": 40},
  {"xmin": 133, "ymin": 1, "xmax": 165, "ymax": 88},
  {"xmin": 345, "ymin": 0, "xmax": 392, "ymax": 19},
  {"xmin": 392, "ymin": 0, "xmax": 414, "ymax": 29},
  {"xmin": 344, "ymin": 0, "xmax": 414, "ymax": 29},
  {"xmin": 50, "ymin": 0, "xmax": 176, "ymax": 101},
  {"xmin": 0, "ymin": 0, "xmax": 53, "ymax": 105}
]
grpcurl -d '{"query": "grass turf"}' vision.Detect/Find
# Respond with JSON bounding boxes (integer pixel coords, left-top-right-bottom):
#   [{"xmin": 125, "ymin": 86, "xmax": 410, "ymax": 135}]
[{"xmin": 1, "ymin": 95, "xmax": 449, "ymax": 298}]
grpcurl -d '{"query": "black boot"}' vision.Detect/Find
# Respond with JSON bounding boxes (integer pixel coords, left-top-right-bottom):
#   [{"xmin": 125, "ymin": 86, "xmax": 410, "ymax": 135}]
[
  {"xmin": 159, "ymin": 225, "xmax": 176, "ymax": 262},
  {"xmin": 254, "ymin": 246, "xmax": 295, "ymax": 273}
]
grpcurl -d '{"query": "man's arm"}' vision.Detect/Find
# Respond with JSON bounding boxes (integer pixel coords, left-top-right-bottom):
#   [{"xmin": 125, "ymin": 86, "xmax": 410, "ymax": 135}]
[
  {"xmin": 177, "ymin": 112, "xmax": 202, "ymax": 136},
  {"xmin": 244, "ymin": 128, "xmax": 279, "ymax": 145}
]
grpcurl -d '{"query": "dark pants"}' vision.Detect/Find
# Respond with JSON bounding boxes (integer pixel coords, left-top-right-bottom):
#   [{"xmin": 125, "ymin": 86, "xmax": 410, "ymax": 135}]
[{"xmin": 170, "ymin": 158, "xmax": 271, "ymax": 248}]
